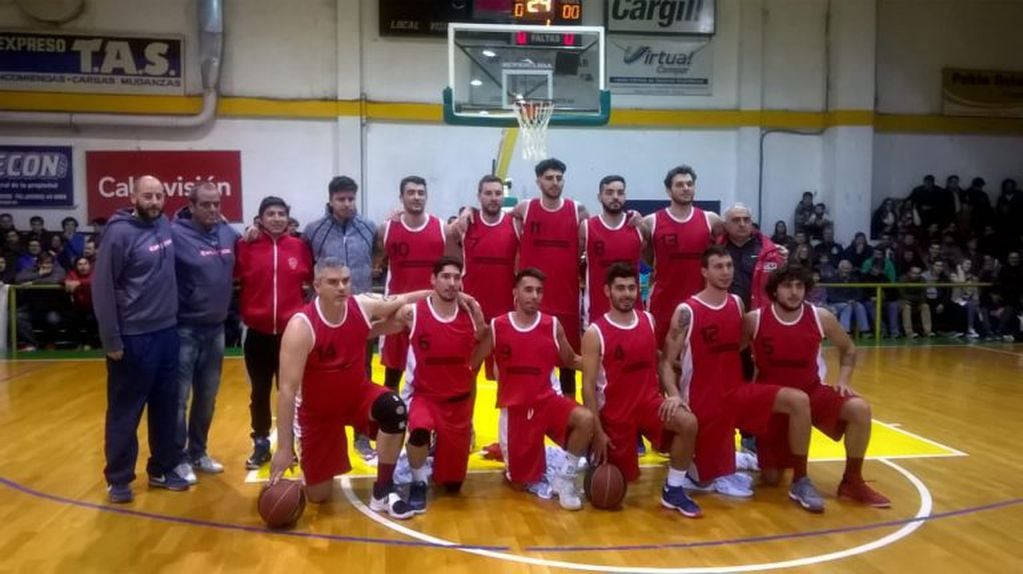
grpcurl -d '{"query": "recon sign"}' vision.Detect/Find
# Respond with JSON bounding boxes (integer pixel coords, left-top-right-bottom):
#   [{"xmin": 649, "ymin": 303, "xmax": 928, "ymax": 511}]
[{"xmin": 606, "ymin": 0, "xmax": 716, "ymax": 35}]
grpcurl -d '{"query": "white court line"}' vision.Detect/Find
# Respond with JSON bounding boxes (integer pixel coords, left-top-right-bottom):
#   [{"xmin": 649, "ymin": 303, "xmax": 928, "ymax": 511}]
[
  {"xmin": 968, "ymin": 345, "xmax": 1023, "ymax": 358},
  {"xmin": 873, "ymin": 419, "xmax": 968, "ymax": 457},
  {"xmin": 340, "ymin": 458, "xmax": 933, "ymax": 573}
]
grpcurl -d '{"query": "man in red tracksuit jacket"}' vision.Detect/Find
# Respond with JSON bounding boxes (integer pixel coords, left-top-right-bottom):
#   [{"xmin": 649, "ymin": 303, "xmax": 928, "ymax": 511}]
[{"xmin": 235, "ymin": 196, "xmax": 313, "ymax": 469}]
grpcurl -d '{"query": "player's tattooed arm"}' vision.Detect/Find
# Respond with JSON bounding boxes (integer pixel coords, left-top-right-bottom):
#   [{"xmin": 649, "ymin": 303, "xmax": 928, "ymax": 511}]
[
  {"xmin": 368, "ymin": 303, "xmax": 414, "ymax": 338},
  {"xmin": 359, "ymin": 290, "xmax": 431, "ymax": 322},
  {"xmin": 659, "ymin": 305, "xmax": 691, "ymax": 401},
  {"xmin": 818, "ymin": 307, "xmax": 858, "ymax": 395}
]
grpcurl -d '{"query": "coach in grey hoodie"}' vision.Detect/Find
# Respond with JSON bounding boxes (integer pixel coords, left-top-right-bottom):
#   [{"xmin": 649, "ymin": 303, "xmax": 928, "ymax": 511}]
[
  {"xmin": 171, "ymin": 182, "xmax": 240, "ymax": 483},
  {"xmin": 94, "ymin": 175, "xmax": 186, "ymax": 502}
]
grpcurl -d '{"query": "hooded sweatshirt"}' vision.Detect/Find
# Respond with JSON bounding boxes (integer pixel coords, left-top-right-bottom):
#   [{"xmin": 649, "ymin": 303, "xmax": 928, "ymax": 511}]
[
  {"xmin": 302, "ymin": 209, "xmax": 376, "ymax": 294},
  {"xmin": 172, "ymin": 206, "xmax": 241, "ymax": 325},
  {"xmin": 93, "ymin": 208, "xmax": 178, "ymax": 353}
]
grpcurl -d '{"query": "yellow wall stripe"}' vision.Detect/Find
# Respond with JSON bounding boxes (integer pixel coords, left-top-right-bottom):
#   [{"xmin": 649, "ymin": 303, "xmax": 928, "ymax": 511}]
[{"xmin": 2, "ymin": 91, "xmax": 1023, "ymax": 135}]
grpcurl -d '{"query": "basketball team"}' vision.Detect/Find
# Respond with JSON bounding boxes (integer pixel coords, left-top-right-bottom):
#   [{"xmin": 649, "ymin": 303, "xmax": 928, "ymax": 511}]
[{"xmin": 96, "ymin": 160, "xmax": 891, "ymax": 520}]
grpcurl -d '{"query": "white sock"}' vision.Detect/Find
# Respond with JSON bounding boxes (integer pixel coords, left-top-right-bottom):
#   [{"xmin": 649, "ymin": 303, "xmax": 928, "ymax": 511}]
[
  {"xmin": 411, "ymin": 465, "xmax": 429, "ymax": 483},
  {"xmin": 561, "ymin": 453, "xmax": 580, "ymax": 478},
  {"xmin": 667, "ymin": 467, "xmax": 687, "ymax": 487}
]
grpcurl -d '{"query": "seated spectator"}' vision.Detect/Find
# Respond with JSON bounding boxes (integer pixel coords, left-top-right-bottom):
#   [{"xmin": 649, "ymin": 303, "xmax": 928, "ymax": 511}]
[
  {"xmin": 861, "ymin": 253, "xmax": 901, "ymax": 338},
  {"xmin": 82, "ymin": 238, "xmax": 97, "ymax": 262},
  {"xmin": 813, "ymin": 225, "xmax": 844, "ymax": 263},
  {"xmin": 288, "ymin": 217, "xmax": 302, "ymax": 237},
  {"xmin": 827, "ymin": 260, "xmax": 870, "ymax": 336},
  {"xmin": 0, "ymin": 212, "xmax": 15, "ymax": 235},
  {"xmin": 16, "ymin": 238, "xmax": 43, "ymax": 273},
  {"xmin": 895, "ymin": 246, "xmax": 923, "ymax": 277},
  {"xmin": 951, "ymin": 259, "xmax": 988, "ymax": 339},
  {"xmin": 939, "ymin": 232, "xmax": 964, "ymax": 267},
  {"xmin": 793, "ymin": 191, "xmax": 815, "ymax": 235},
  {"xmin": 843, "ymin": 232, "xmax": 872, "ymax": 269},
  {"xmin": 922, "ymin": 223, "xmax": 942, "ymax": 249},
  {"xmin": 65, "ymin": 256, "xmax": 98, "ymax": 348},
  {"xmin": 790, "ymin": 243, "xmax": 813, "ymax": 268},
  {"xmin": 14, "ymin": 253, "xmax": 69, "ymax": 349},
  {"xmin": 909, "ymin": 175, "xmax": 951, "ymax": 231},
  {"xmin": 960, "ymin": 177, "xmax": 994, "ymax": 233},
  {"xmin": 816, "ymin": 252, "xmax": 837, "ymax": 282},
  {"xmin": 47, "ymin": 234, "xmax": 66, "ymax": 267},
  {"xmin": 922, "ymin": 260, "xmax": 962, "ymax": 336},
  {"xmin": 899, "ymin": 266, "xmax": 932, "ymax": 338},
  {"xmin": 876, "ymin": 232, "xmax": 896, "ymax": 260},
  {"xmin": 860, "ymin": 248, "xmax": 896, "ymax": 283},
  {"xmin": 923, "ymin": 243, "xmax": 945, "ymax": 269},
  {"xmin": 770, "ymin": 220, "xmax": 795, "ymax": 251},
  {"xmin": 978, "ymin": 224, "xmax": 1003, "ymax": 261},
  {"xmin": 995, "ymin": 178, "xmax": 1022, "ymax": 249},
  {"xmin": 793, "ymin": 231, "xmax": 809, "ymax": 250},
  {"xmin": 989, "ymin": 251, "xmax": 1021, "ymax": 342},
  {"xmin": 58, "ymin": 216, "xmax": 86, "ymax": 269},
  {"xmin": 804, "ymin": 203, "xmax": 832, "ymax": 242},
  {"xmin": 23, "ymin": 215, "xmax": 47, "ymax": 243},
  {"xmin": 962, "ymin": 236, "xmax": 983, "ymax": 271},
  {"xmin": 90, "ymin": 217, "xmax": 108, "ymax": 243},
  {"xmin": 0, "ymin": 257, "xmax": 14, "ymax": 284},
  {"xmin": 806, "ymin": 270, "xmax": 827, "ymax": 306},
  {"xmin": 871, "ymin": 199, "xmax": 898, "ymax": 239}
]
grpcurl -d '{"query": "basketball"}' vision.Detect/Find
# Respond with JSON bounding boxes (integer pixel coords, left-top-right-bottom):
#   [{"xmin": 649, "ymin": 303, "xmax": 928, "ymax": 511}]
[
  {"xmin": 586, "ymin": 463, "xmax": 626, "ymax": 510},
  {"xmin": 258, "ymin": 480, "xmax": 306, "ymax": 529}
]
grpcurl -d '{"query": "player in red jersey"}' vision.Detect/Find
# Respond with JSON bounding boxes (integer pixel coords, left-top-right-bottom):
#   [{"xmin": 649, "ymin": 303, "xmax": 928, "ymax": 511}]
[
  {"xmin": 661, "ymin": 245, "xmax": 825, "ymax": 513},
  {"xmin": 450, "ymin": 174, "xmax": 519, "ymax": 380},
  {"xmin": 471, "ymin": 267, "xmax": 594, "ymax": 510},
  {"xmin": 269, "ymin": 257, "xmax": 432, "ymax": 518},
  {"xmin": 642, "ymin": 165, "xmax": 724, "ymax": 346},
  {"xmin": 582, "ymin": 175, "xmax": 645, "ymax": 327},
  {"xmin": 746, "ymin": 264, "xmax": 890, "ymax": 507},
  {"xmin": 376, "ymin": 176, "xmax": 449, "ymax": 392},
  {"xmin": 582, "ymin": 263, "xmax": 702, "ymax": 517},
  {"xmin": 512, "ymin": 158, "xmax": 588, "ymax": 397},
  {"xmin": 387, "ymin": 256, "xmax": 488, "ymax": 514}
]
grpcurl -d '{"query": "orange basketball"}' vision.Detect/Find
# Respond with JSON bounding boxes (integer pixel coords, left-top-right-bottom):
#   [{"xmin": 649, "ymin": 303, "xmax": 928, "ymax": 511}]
[
  {"xmin": 586, "ymin": 463, "xmax": 626, "ymax": 510},
  {"xmin": 258, "ymin": 480, "xmax": 306, "ymax": 529}
]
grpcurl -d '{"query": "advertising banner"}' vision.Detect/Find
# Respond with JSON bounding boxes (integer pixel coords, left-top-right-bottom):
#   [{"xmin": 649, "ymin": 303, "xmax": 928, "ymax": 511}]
[
  {"xmin": 606, "ymin": 0, "xmax": 715, "ymax": 35},
  {"xmin": 0, "ymin": 145, "xmax": 74, "ymax": 207},
  {"xmin": 607, "ymin": 37, "xmax": 712, "ymax": 96},
  {"xmin": 942, "ymin": 68, "xmax": 1023, "ymax": 118}
]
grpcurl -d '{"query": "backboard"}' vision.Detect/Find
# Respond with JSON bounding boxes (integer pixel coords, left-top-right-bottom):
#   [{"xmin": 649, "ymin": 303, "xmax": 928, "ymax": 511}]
[{"xmin": 445, "ymin": 23, "xmax": 609, "ymax": 127}]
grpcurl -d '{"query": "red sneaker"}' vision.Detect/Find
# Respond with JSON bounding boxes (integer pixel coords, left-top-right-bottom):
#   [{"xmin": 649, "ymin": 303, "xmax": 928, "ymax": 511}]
[
  {"xmin": 838, "ymin": 479, "xmax": 891, "ymax": 508},
  {"xmin": 481, "ymin": 442, "xmax": 503, "ymax": 462}
]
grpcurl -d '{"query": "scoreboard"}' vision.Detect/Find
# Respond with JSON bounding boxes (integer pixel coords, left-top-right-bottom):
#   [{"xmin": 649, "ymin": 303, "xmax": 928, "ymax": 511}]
[{"xmin": 380, "ymin": 0, "xmax": 584, "ymax": 37}]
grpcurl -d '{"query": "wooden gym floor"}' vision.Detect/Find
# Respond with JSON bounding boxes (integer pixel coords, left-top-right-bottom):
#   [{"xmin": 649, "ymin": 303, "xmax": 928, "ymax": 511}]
[{"xmin": 1, "ymin": 342, "xmax": 1022, "ymax": 573}]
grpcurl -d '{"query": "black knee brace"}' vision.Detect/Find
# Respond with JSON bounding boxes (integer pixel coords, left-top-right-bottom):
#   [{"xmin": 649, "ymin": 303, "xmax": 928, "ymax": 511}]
[
  {"xmin": 371, "ymin": 392, "xmax": 407, "ymax": 434},
  {"xmin": 407, "ymin": 428, "xmax": 431, "ymax": 447}
]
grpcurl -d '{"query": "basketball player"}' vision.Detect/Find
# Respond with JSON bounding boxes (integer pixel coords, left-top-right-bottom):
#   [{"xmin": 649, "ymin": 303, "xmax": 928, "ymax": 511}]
[
  {"xmin": 661, "ymin": 246, "xmax": 825, "ymax": 513},
  {"xmin": 269, "ymin": 257, "xmax": 432, "ymax": 517},
  {"xmin": 746, "ymin": 265, "xmax": 891, "ymax": 507},
  {"xmin": 582, "ymin": 175, "xmax": 645, "ymax": 326},
  {"xmin": 376, "ymin": 176, "xmax": 448, "ymax": 392},
  {"xmin": 582, "ymin": 263, "xmax": 702, "ymax": 517},
  {"xmin": 642, "ymin": 165, "xmax": 723, "ymax": 346},
  {"xmin": 387, "ymin": 257, "xmax": 488, "ymax": 514},
  {"xmin": 512, "ymin": 158, "xmax": 587, "ymax": 397},
  {"xmin": 451, "ymin": 174, "xmax": 519, "ymax": 380},
  {"xmin": 471, "ymin": 267, "xmax": 593, "ymax": 510}
]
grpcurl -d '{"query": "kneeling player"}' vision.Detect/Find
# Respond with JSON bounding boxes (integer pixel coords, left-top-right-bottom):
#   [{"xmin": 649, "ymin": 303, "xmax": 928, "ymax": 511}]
[
  {"xmin": 473, "ymin": 267, "xmax": 594, "ymax": 510},
  {"xmin": 746, "ymin": 264, "xmax": 890, "ymax": 507},
  {"xmin": 270, "ymin": 258, "xmax": 431, "ymax": 518},
  {"xmin": 583, "ymin": 263, "xmax": 702, "ymax": 517}
]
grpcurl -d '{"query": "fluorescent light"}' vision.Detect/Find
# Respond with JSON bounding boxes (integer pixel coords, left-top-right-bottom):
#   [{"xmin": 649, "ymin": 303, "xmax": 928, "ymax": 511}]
[
  {"xmin": 481, "ymin": 49, "xmax": 497, "ymax": 58},
  {"xmin": 470, "ymin": 79, "xmax": 483, "ymax": 87}
]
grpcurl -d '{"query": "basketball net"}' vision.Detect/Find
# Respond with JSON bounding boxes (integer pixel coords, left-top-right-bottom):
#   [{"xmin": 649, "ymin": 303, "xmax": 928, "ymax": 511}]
[{"xmin": 514, "ymin": 98, "xmax": 554, "ymax": 161}]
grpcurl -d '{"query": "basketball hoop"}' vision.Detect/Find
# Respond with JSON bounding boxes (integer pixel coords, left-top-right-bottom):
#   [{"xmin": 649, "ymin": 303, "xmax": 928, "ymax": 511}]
[{"xmin": 514, "ymin": 98, "xmax": 554, "ymax": 160}]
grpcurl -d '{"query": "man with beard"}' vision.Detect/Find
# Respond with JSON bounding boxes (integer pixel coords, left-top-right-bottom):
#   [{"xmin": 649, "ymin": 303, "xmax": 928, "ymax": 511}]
[
  {"xmin": 642, "ymin": 165, "xmax": 723, "ymax": 346},
  {"xmin": 387, "ymin": 257, "xmax": 488, "ymax": 514},
  {"xmin": 583, "ymin": 262, "xmax": 702, "ymax": 517},
  {"xmin": 661, "ymin": 246, "xmax": 824, "ymax": 513},
  {"xmin": 472, "ymin": 267, "xmax": 593, "ymax": 509},
  {"xmin": 377, "ymin": 176, "xmax": 448, "ymax": 393},
  {"xmin": 94, "ymin": 175, "xmax": 184, "ymax": 502},
  {"xmin": 745, "ymin": 265, "xmax": 890, "ymax": 507},
  {"xmin": 582, "ymin": 175, "xmax": 645, "ymax": 326}
]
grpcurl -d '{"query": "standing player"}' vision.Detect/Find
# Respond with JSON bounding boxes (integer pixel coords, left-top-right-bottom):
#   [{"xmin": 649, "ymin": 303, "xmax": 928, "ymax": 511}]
[
  {"xmin": 472, "ymin": 267, "xmax": 594, "ymax": 510},
  {"xmin": 376, "ymin": 176, "xmax": 447, "ymax": 393},
  {"xmin": 661, "ymin": 246, "xmax": 825, "ymax": 513},
  {"xmin": 746, "ymin": 265, "xmax": 890, "ymax": 507},
  {"xmin": 513, "ymin": 158, "xmax": 588, "ymax": 397},
  {"xmin": 389, "ymin": 257, "xmax": 488, "ymax": 513},
  {"xmin": 582, "ymin": 263, "xmax": 702, "ymax": 517},
  {"xmin": 269, "ymin": 258, "xmax": 432, "ymax": 516},
  {"xmin": 643, "ymin": 165, "xmax": 723, "ymax": 346},
  {"xmin": 452, "ymin": 174, "xmax": 519, "ymax": 379},
  {"xmin": 582, "ymin": 175, "xmax": 644, "ymax": 326}
]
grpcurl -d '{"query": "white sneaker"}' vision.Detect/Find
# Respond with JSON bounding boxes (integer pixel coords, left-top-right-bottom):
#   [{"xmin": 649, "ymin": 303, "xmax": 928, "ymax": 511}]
[
  {"xmin": 682, "ymin": 474, "xmax": 715, "ymax": 493},
  {"xmin": 713, "ymin": 474, "xmax": 754, "ymax": 498},
  {"xmin": 735, "ymin": 450, "xmax": 759, "ymax": 472},
  {"xmin": 729, "ymin": 472, "xmax": 755, "ymax": 489},
  {"xmin": 174, "ymin": 461, "xmax": 198, "ymax": 485},
  {"xmin": 966, "ymin": 329, "xmax": 980, "ymax": 339},
  {"xmin": 552, "ymin": 474, "xmax": 582, "ymax": 510},
  {"xmin": 369, "ymin": 491, "xmax": 416, "ymax": 520},
  {"xmin": 192, "ymin": 455, "xmax": 224, "ymax": 474}
]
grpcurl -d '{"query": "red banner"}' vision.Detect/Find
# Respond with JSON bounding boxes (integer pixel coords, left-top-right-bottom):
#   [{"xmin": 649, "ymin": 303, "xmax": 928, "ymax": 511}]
[{"xmin": 85, "ymin": 150, "xmax": 243, "ymax": 222}]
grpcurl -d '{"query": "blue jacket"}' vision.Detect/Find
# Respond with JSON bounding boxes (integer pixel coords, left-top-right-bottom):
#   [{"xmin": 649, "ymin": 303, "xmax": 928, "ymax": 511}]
[
  {"xmin": 93, "ymin": 208, "xmax": 178, "ymax": 353},
  {"xmin": 172, "ymin": 207, "xmax": 240, "ymax": 325},
  {"xmin": 303, "ymin": 210, "xmax": 377, "ymax": 294}
]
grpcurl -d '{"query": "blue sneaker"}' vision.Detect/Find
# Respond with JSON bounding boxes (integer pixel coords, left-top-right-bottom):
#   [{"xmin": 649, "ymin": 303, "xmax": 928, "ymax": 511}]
[
  {"xmin": 660, "ymin": 484, "xmax": 703, "ymax": 518},
  {"xmin": 148, "ymin": 469, "xmax": 191, "ymax": 492},
  {"xmin": 789, "ymin": 477, "xmax": 825, "ymax": 513},
  {"xmin": 408, "ymin": 481, "xmax": 428, "ymax": 514},
  {"xmin": 246, "ymin": 437, "xmax": 271, "ymax": 470},
  {"xmin": 107, "ymin": 483, "xmax": 133, "ymax": 503}
]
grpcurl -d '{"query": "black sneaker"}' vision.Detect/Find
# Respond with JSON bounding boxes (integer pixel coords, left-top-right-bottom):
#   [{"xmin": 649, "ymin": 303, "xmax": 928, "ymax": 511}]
[
  {"xmin": 107, "ymin": 483, "xmax": 133, "ymax": 503},
  {"xmin": 408, "ymin": 481, "xmax": 428, "ymax": 514},
  {"xmin": 246, "ymin": 438, "xmax": 271, "ymax": 470},
  {"xmin": 148, "ymin": 469, "xmax": 191, "ymax": 492}
]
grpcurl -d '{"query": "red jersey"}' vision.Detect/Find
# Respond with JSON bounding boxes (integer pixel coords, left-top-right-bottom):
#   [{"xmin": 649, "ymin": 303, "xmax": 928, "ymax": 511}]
[
  {"xmin": 678, "ymin": 293, "xmax": 744, "ymax": 415},
  {"xmin": 384, "ymin": 215, "xmax": 445, "ymax": 295},
  {"xmin": 649, "ymin": 207, "xmax": 712, "ymax": 340},
  {"xmin": 491, "ymin": 312, "xmax": 560, "ymax": 408},
  {"xmin": 584, "ymin": 214, "xmax": 643, "ymax": 323},
  {"xmin": 751, "ymin": 303, "xmax": 826, "ymax": 393},
  {"xmin": 404, "ymin": 297, "xmax": 477, "ymax": 401},
  {"xmin": 462, "ymin": 212, "xmax": 518, "ymax": 321},
  {"xmin": 591, "ymin": 310, "xmax": 660, "ymax": 421},
  {"xmin": 295, "ymin": 296, "xmax": 371, "ymax": 415},
  {"xmin": 517, "ymin": 198, "xmax": 580, "ymax": 316},
  {"xmin": 235, "ymin": 232, "xmax": 313, "ymax": 335}
]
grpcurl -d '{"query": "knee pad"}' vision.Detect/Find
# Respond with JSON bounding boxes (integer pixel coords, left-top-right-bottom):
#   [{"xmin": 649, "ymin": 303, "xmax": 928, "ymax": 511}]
[
  {"xmin": 407, "ymin": 428, "xmax": 431, "ymax": 447},
  {"xmin": 371, "ymin": 392, "xmax": 407, "ymax": 434}
]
